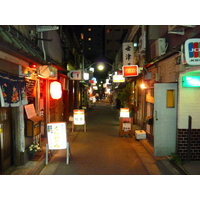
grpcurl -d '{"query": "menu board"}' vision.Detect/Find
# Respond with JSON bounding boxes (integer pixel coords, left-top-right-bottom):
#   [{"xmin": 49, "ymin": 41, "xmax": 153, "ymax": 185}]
[
  {"xmin": 47, "ymin": 122, "xmax": 67, "ymax": 150},
  {"xmin": 25, "ymin": 79, "xmax": 36, "ymax": 104},
  {"xmin": 73, "ymin": 109, "xmax": 85, "ymax": 125}
]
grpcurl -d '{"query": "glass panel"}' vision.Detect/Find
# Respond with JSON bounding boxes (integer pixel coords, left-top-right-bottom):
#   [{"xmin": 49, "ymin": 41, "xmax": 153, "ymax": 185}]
[{"xmin": 166, "ymin": 90, "xmax": 175, "ymax": 108}]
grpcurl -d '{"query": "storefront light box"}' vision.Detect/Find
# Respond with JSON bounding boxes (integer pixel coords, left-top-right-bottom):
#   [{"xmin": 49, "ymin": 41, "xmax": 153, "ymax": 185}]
[{"xmin": 182, "ymin": 76, "xmax": 200, "ymax": 87}]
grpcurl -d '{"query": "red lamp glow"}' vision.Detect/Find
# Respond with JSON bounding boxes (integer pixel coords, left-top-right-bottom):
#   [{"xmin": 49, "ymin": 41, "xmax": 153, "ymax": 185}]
[{"xmin": 50, "ymin": 81, "xmax": 62, "ymax": 99}]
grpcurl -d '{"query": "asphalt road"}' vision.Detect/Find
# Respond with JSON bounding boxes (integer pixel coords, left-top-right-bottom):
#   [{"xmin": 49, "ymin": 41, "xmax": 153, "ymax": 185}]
[{"xmin": 39, "ymin": 101, "xmax": 161, "ymax": 175}]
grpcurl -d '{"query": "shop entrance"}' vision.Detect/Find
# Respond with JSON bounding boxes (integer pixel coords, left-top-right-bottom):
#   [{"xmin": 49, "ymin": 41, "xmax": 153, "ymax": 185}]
[
  {"xmin": 154, "ymin": 83, "xmax": 177, "ymax": 156},
  {"xmin": 0, "ymin": 107, "xmax": 13, "ymax": 174}
]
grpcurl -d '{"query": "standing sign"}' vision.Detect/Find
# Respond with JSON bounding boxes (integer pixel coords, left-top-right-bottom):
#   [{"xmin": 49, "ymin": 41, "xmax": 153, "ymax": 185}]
[
  {"xmin": 46, "ymin": 122, "xmax": 70, "ymax": 164},
  {"xmin": 122, "ymin": 65, "xmax": 138, "ymax": 77},
  {"xmin": 72, "ymin": 109, "xmax": 86, "ymax": 132},
  {"xmin": 47, "ymin": 122, "xmax": 67, "ymax": 149},
  {"xmin": 185, "ymin": 38, "xmax": 200, "ymax": 65},
  {"xmin": 73, "ymin": 109, "xmax": 85, "ymax": 125},
  {"xmin": 120, "ymin": 108, "xmax": 130, "ymax": 117},
  {"xmin": 122, "ymin": 42, "xmax": 134, "ymax": 66}
]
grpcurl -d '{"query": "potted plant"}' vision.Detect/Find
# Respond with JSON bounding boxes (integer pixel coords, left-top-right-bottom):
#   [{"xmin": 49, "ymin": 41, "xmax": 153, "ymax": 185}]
[
  {"xmin": 118, "ymin": 83, "xmax": 134, "ymax": 116},
  {"xmin": 28, "ymin": 143, "xmax": 40, "ymax": 159}
]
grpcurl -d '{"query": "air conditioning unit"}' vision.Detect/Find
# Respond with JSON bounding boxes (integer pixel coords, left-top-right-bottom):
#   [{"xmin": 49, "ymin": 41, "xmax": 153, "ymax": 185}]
[
  {"xmin": 138, "ymin": 32, "xmax": 146, "ymax": 53},
  {"xmin": 168, "ymin": 25, "xmax": 196, "ymax": 35},
  {"xmin": 150, "ymin": 38, "xmax": 167, "ymax": 59},
  {"xmin": 37, "ymin": 65, "xmax": 57, "ymax": 79},
  {"xmin": 37, "ymin": 65, "xmax": 50, "ymax": 78}
]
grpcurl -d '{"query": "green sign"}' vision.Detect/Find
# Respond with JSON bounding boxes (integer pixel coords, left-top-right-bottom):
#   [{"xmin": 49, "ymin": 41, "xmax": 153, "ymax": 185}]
[{"xmin": 182, "ymin": 76, "xmax": 200, "ymax": 87}]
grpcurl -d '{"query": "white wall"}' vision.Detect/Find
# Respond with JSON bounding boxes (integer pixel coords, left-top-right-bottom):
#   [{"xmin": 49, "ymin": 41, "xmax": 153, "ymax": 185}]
[{"xmin": 178, "ymin": 71, "xmax": 200, "ymax": 129}]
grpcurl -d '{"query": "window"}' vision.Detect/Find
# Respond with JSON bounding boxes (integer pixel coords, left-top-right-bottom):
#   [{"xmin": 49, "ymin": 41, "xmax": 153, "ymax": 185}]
[{"xmin": 166, "ymin": 90, "xmax": 175, "ymax": 108}]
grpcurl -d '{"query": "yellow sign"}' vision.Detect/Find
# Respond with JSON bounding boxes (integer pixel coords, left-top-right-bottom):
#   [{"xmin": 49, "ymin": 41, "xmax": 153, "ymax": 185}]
[{"xmin": 113, "ymin": 75, "xmax": 125, "ymax": 83}]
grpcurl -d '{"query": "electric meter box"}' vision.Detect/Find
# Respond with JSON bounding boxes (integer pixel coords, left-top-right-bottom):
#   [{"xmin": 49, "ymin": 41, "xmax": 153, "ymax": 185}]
[{"xmin": 135, "ymin": 130, "xmax": 146, "ymax": 140}]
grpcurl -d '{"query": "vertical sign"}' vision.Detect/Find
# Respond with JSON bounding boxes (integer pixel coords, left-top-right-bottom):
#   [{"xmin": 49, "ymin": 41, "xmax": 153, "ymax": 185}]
[
  {"xmin": 123, "ymin": 42, "xmax": 134, "ymax": 66},
  {"xmin": 73, "ymin": 109, "xmax": 85, "ymax": 125},
  {"xmin": 47, "ymin": 122, "xmax": 67, "ymax": 149}
]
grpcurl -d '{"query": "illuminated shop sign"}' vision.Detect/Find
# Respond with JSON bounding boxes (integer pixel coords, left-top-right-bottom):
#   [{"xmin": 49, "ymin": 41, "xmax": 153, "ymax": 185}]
[
  {"xmin": 182, "ymin": 76, "xmax": 200, "ymax": 87},
  {"xmin": 122, "ymin": 65, "xmax": 138, "ymax": 77},
  {"xmin": 113, "ymin": 75, "xmax": 125, "ymax": 83},
  {"xmin": 185, "ymin": 38, "xmax": 200, "ymax": 65},
  {"xmin": 73, "ymin": 109, "xmax": 85, "ymax": 125},
  {"xmin": 120, "ymin": 108, "xmax": 130, "ymax": 117},
  {"xmin": 47, "ymin": 122, "xmax": 67, "ymax": 150}
]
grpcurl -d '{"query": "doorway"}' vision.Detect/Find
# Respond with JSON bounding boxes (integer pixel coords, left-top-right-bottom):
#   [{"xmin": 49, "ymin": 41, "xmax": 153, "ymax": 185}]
[
  {"xmin": 154, "ymin": 83, "xmax": 178, "ymax": 156},
  {"xmin": 0, "ymin": 107, "xmax": 13, "ymax": 173}
]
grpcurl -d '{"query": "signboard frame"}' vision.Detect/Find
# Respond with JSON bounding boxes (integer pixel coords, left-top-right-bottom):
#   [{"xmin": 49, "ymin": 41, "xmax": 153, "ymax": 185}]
[
  {"xmin": 185, "ymin": 38, "xmax": 200, "ymax": 65},
  {"xmin": 46, "ymin": 122, "xmax": 70, "ymax": 164},
  {"xmin": 72, "ymin": 109, "xmax": 86, "ymax": 132},
  {"xmin": 122, "ymin": 65, "xmax": 138, "ymax": 77}
]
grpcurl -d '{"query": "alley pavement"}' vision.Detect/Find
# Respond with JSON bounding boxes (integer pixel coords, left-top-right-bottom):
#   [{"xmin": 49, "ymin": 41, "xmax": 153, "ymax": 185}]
[{"xmin": 3, "ymin": 100, "xmax": 200, "ymax": 175}]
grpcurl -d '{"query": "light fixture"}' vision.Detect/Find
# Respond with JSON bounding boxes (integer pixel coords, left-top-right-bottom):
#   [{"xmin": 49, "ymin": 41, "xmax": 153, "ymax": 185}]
[
  {"xmin": 97, "ymin": 64, "xmax": 104, "ymax": 71},
  {"xmin": 29, "ymin": 63, "xmax": 37, "ymax": 68},
  {"xmin": 140, "ymin": 83, "xmax": 147, "ymax": 89},
  {"xmin": 50, "ymin": 81, "xmax": 62, "ymax": 99}
]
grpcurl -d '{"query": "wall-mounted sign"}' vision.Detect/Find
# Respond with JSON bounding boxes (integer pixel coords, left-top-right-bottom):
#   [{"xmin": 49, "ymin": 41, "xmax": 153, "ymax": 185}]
[
  {"xmin": 122, "ymin": 42, "xmax": 134, "ymax": 66},
  {"xmin": 113, "ymin": 75, "xmax": 125, "ymax": 83},
  {"xmin": 73, "ymin": 109, "xmax": 85, "ymax": 125},
  {"xmin": 120, "ymin": 108, "xmax": 130, "ymax": 117},
  {"xmin": 185, "ymin": 38, "xmax": 200, "ymax": 65},
  {"xmin": 122, "ymin": 65, "xmax": 138, "ymax": 77},
  {"xmin": 47, "ymin": 122, "xmax": 67, "ymax": 150},
  {"xmin": 182, "ymin": 76, "xmax": 200, "ymax": 87},
  {"xmin": 68, "ymin": 70, "xmax": 82, "ymax": 80}
]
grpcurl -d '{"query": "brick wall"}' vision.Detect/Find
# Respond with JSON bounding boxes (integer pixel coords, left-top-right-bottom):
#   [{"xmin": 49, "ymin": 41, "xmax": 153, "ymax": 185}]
[{"xmin": 177, "ymin": 129, "xmax": 200, "ymax": 161}]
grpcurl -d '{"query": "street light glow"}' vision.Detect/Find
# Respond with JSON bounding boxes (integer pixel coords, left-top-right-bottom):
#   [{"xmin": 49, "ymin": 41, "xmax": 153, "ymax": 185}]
[{"xmin": 97, "ymin": 64, "xmax": 104, "ymax": 71}]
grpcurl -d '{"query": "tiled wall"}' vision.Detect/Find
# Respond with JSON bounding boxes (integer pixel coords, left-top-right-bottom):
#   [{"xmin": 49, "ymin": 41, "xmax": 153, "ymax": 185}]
[{"xmin": 177, "ymin": 129, "xmax": 200, "ymax": 161}]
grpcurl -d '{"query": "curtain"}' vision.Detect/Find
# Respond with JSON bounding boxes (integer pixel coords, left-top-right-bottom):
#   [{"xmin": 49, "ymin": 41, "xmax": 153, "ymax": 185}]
[{"xmin": 0, "ymin": 71, "xmax": 28, "ymax": 107}]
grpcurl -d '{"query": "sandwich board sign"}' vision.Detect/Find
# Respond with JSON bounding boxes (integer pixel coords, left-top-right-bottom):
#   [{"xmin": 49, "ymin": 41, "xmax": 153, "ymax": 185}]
[
  {"xmin": 72, "ymin": 109, "xmax": 86, "ymax": 132},
  {"xmin": 46, "ymin": 122, "xmax": 70, "ymax": 164}
]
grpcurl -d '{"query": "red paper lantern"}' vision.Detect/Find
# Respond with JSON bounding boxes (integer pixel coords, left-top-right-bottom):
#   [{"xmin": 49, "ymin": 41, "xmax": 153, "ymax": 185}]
[{"xmin": 50, "ymin": 81, "xmax": 62, "ymax": 99}]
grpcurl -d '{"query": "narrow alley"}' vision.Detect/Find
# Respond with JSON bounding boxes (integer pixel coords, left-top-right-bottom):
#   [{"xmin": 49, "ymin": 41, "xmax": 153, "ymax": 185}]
[{"xmin": 39, "ymin": 101, "xmax": 161, "ymax": 175}]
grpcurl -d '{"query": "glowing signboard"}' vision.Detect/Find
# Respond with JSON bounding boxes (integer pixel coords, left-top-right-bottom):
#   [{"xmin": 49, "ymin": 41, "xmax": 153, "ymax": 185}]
[
  {"xmin": 113, "ymin": 75, "xmax": 125, "ymax": 83},
  {"xmin": 73, "ymin": 109, "xmax": 85, "ymax": 125},
  {"xmin": 120, "ymin": 108, "xmax": 130, "ymax": 117},
  {"xmin": 182, "ymin": 76, "xmax": 200, "ymax": 87},
  {"xmin": 122, "ymin": 65, "xmax": 138, "ymax": 77},
  {"xmin": 47, "ymin": 122, "xmax": 67, "ymax": 150}
]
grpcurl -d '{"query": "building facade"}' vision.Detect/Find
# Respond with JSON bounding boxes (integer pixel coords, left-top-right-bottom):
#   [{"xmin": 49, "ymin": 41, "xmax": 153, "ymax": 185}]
[
  {"xmin": 0, "ymin": 25, "xmax": 83, "ymax": 173},
  {"xmin": 114, "ymin": 25, "xmax": 200, "ymax": 161}
]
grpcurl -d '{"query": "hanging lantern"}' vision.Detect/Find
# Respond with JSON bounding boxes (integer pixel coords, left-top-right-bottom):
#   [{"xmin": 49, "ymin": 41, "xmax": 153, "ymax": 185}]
[{"xmin": 50, "ymin": 81, "xmax": 62, "ymax": 99}]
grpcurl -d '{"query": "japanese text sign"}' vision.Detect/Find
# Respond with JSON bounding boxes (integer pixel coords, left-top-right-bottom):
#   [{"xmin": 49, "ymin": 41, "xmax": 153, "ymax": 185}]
[
  {"xmin": 73, "ymin": 109, "xmax": 85, "ymax": 125},
  {"xmin": 122, "ymin": 42, "xmax": 134, "ymax": 66},
  {"xmin": 47, "ymin": 122, "xmax": 67, "ymax": 150},
  {"xmin": 122, "ymin": 65, "xmax": 138, "ymax": 77}
]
